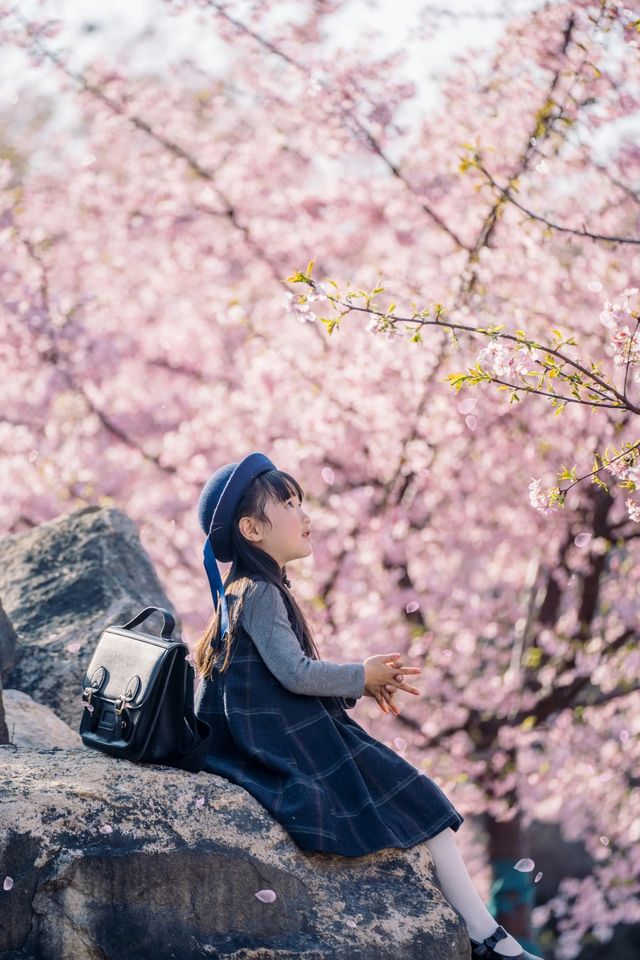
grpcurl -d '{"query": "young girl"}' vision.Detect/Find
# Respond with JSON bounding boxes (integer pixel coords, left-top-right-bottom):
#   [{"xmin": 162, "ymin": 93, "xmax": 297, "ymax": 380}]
[{"xmin": 192, "ymin": 452, "xmax": 543, "ymax": 960}]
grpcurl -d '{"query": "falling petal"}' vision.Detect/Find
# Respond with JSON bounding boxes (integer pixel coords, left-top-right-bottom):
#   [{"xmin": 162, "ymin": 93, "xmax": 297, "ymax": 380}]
[
  {"xmin": 66, "ymin": 642, "xmax": 81, "ymax": 653},
  {"xmin": 458, "ymin": 397, "xmax": 477, "ymax": 415},
  {"xmin": 346, "ymin": 919, "xmax": 357, "ymax": 927},
  {"xmin": 599, "ymin": 836, "xmax": 609, "ymax": 846},
  {"xmin": 574, "ymin": 532, "xmax": 592, "ymax": 548},
  {"xmin": 195, "ymin": 797, "xmax": 205, "ymax": 808},
  {"xmin": 465, "ymin": 415, "xmax": 477, "ymax": 431},
  {"xmin": 255, "ymin": 889, "xmax": 277, "ymax": 903},
  {"xmin": 321, "ymin": 466, "xmax": 335, "ymax": 485},
  {"xmin": 620, "ymin": 730, "xmax": 629, "ymax": 743},
  {"xmin": 393, "ymin": 737, "xmax": 407, "ymax": 751},
  {"xmin": 405, "ymin": 601, "xmax": 420, "ymax": 614},
  {"xmin": 514, "ymin": 858, "xmax": 535, "ymax": 872},
  {"xmin": 534, "ymin": 872, "xmax": 543, "ymax": 883},
  {"xmin": 3, "ymin": 876, "xmax": 13, "ymax": 891},
  {"xmin": 99, "ymin": 824, "xmax": 113, "ymax": 834}
]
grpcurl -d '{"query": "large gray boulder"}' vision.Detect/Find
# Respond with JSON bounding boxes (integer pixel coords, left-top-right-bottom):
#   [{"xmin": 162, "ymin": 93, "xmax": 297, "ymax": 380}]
[
  {"xmin": 0, "ymin": 506, "xmax": 178, "ymax": 730},
  {"xmin": 0, "ymin": 745, "xmax": 471, "ymax": 960}
]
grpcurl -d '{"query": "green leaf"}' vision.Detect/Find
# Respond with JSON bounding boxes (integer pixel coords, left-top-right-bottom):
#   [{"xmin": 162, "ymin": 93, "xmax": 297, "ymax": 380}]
[
  {"xmin": 320, "ymin": 317, "xmax": 339, "ymax": 336},
  {"xmin": 445, "ymin": 373, "xmax": 470, "ymax": 392},
  {"xmin": 286, "ymin": 270, "xmax": 310, "ymax": 284},
  {"xmin": 524, "ymin": 647, "xmax": 542, "ymax": 668},
  {"xmin": 558, "ymin": 464, "xmax": 577, "ymax": 481}
]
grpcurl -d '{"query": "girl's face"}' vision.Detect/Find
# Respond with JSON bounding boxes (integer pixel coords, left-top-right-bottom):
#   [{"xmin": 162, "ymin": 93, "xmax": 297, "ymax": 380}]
[{"xmin": 240, "ymin": 490, "xmax": 312, "ymax": 568}]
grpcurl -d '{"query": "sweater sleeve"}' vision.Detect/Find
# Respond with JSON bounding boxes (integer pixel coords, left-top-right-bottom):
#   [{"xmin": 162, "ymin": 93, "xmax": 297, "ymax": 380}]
[{"xmin": 240, "ymin": 580, "xmax": 365, "ymax": 701}]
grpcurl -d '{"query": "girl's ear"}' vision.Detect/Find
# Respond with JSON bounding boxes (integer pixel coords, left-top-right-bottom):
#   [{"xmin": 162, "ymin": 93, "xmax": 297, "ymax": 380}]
[{"xmin": 238, "ymin": 515, "xmax": 262, "ymax": 543}]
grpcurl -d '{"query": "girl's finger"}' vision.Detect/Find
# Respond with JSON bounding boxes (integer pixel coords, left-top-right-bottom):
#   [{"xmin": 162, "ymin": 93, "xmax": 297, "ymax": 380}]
[
  {"xmin": 394, "ymin": 682, "xmax": 421, "ymax": 695},
  {"xmin": 380, "ymin": 686, "xmax": 400, "ymax": 715},
  {"xmin": 374, "ymin": 690, "xmax": 389, "ymax": 713}
]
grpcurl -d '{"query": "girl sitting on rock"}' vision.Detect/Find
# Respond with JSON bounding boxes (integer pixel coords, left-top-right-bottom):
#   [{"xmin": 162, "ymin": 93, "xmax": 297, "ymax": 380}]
[{"xmin": 192, "ymin": 451, "xmax": 543, "ymax": 960}]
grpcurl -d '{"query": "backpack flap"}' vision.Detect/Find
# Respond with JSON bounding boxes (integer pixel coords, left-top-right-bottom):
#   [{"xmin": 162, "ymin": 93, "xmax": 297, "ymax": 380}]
[{"xmin": 80, "ymin": 624, "xmax": 183, "ymax": 760}]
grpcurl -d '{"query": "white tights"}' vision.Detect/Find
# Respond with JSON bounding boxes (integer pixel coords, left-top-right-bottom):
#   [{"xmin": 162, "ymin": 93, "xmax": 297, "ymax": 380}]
[{"xmin": 424, "ymin": 828, "xmax": 523, "ymax": 957}]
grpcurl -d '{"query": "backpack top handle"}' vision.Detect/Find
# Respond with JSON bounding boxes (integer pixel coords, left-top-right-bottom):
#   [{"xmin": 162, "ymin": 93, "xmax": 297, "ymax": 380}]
[{"xmin": 119, "ymin": 606, "xmax": 177, "ymax": 640}]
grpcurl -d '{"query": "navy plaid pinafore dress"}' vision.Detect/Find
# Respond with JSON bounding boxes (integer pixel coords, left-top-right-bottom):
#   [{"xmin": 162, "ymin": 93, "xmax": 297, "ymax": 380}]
[{"xmin": 194, "ymin": 593, "xmax": 464, "ymax": 858}]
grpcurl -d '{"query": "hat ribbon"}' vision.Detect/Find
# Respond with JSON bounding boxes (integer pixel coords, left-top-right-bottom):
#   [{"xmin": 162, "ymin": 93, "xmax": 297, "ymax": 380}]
[{"xmin": 203, "ymin": 536, "xmax": 230, "ymax": 637}]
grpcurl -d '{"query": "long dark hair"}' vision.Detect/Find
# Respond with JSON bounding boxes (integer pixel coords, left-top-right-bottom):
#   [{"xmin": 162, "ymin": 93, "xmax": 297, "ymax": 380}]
[{"xmin": 192, "ymin": 468, "xmax": 322, "ymax": 681}]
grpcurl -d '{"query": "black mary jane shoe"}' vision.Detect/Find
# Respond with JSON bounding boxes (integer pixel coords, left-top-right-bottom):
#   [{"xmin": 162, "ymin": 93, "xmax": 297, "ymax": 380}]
[{"xmin": 469, "ymin": 924, "xmax": 545, "ymax": 960}]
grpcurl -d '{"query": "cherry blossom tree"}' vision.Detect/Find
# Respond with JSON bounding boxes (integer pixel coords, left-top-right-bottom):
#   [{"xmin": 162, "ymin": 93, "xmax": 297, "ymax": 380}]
[{"xmin": 1, "ymin": 1, "xmax": 639, "ymax": 956}]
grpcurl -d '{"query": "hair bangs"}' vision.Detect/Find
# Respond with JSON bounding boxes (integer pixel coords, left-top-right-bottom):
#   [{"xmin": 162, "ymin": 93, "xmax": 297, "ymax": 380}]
[{"xmin": 262, "ymin": 470, "xmax": 304, "ymax": 505}]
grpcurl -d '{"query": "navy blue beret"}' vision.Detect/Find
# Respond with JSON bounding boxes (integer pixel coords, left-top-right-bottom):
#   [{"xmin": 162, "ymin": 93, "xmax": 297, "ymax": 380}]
[{"xmin": 197, "ymin": 451, "xmax": 277, "ymax": 563}]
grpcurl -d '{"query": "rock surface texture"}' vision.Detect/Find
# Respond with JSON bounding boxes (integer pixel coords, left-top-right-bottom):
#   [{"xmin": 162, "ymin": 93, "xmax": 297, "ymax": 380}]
[{"xmin": 1, "ymin": 747, "xmax": 471, "ymax": 960}]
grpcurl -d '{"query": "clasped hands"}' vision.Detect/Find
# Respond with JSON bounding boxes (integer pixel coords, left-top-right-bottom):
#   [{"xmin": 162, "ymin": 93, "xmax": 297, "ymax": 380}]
[{"xmin": 362, "ymin": 652, "xmax": 422, "ymax": 716}]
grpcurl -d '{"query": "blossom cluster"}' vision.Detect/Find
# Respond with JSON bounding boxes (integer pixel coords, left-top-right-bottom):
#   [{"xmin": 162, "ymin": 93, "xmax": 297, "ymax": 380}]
[
  {"xmin": 528, "ymin": 477, "xmax": 560, "ymax": 515},
  {"xmin": 600, "ymin": 286, "xmax": 640, "ymax": 380},
  {"xmin": 284, "ymin": 283, "xmax": 329, "ymax": 323},
  {"xmin": 476, "ymin": 339, "xmax": 539, "ymax": 378},
  {"xmin": 604, "ymin": 446, "xmax": 640, "ymax": 522},
  {"xmin": 529, "ymin": 450, "xmax": 640, "ymax": 524}
]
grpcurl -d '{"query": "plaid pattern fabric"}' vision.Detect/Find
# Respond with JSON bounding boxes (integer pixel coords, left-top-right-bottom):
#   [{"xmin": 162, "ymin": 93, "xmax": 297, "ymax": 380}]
[{"xmin": 195, "ymin": 619, "xmax": 464, "ymax": 857}]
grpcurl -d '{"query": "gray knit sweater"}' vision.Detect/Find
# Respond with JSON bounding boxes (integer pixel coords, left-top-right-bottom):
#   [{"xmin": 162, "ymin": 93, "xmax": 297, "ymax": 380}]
[{"xmin": 227, "ymin": 579, "xmax": 365, "ymax": 705}]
